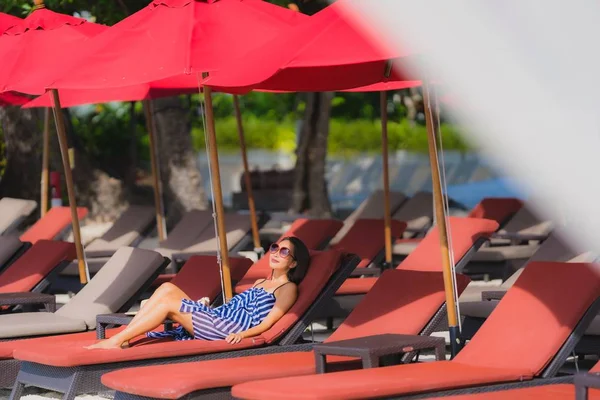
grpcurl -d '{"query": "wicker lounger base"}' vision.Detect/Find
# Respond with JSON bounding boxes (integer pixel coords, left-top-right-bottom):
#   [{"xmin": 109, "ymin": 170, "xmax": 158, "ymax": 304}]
[{"xmin": 9, "ymin": 344, "xmax": 313, "ymax": 400}]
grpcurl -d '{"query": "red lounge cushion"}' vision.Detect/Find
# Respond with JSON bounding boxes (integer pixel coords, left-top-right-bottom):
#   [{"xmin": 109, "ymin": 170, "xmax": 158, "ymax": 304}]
[
  {"xmin": 13, "ymin": 336, "xmax": 264, "ymax": 367},
  {"xmin": 331, "ymin": 219, "xmax": 406, "ymax": 268},
  {"xmin": 335, "ymin": 277, "xmax": 376, "ymax": 295},
  {"xmin": 467, "ymin": 198, "xmax": 523, "ymax": 224},
  {"xmin": 400, "ymin": 217, "xmax": 498, "ymax": 272},
  {"xmin": 231, "ymin": 361, "xmax": 528, "ymax": 400},
  {"xmin": 102, "ymin": 352, "xmax": 315, "ymax": 399},
  {"xmin": 0, "ymin": 240, "xmax": 75, "ymax": 293},
  {"xmin": 20, "ymin": 207, "xmax": 88, "ymax": 244}
]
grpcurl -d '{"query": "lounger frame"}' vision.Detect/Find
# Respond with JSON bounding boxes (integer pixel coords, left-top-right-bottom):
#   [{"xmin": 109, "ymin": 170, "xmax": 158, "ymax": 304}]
[
  {"xmin": 7, "ymin": 255, "xmax": 360, "ymax": 400},
  {"xmin": 0, "ymin": 256, "xmax": 171, "ymax": 388}
]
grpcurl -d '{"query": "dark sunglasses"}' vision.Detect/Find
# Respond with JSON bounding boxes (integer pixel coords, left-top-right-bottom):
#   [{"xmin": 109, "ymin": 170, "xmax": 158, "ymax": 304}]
[{"xmin": 269, "ymin": 243, "xmax": 295, "ymax": 260}]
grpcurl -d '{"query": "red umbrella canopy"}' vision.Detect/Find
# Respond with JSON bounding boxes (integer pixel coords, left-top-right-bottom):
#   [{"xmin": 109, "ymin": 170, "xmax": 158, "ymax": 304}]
[
  {"xmin": 0, "ymin": 12, "xmax": 21, "ymax": 34},
  {"xmin": 49, "ymin": 0, "xmax": 307, "ymax": 91},
  {"xmin": 0, "ymin": 91, "xmax": 30, "ymax": 107},
  {"xmin": 0, "ymin": 7, "xmax": 106, "ymax": 95},
  {"xmin": 203, "ymin": 0, "xmax": 418, "ymax": 93}
]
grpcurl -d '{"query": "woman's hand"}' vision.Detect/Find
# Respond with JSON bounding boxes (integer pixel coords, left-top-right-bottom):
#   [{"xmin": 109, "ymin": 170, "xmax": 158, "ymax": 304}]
[{"xmin": 225, "ymin": 332, "xmax": 244, "ymax": 344}]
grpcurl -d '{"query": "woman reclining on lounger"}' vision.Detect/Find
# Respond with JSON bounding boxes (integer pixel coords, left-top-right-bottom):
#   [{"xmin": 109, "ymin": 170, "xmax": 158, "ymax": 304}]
[{"xmin": 87, "ymin": 237, "xmax": 310, "ymax": 349}]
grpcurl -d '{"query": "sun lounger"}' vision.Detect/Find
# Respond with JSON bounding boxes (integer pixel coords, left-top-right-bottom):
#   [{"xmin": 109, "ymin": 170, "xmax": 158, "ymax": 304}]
[
  {"xmin": 4, "ymin": 249, "xmax": 359, "ymax": 397},
  {"xmin": 392, "ymin": 197, "xmax": 523, "ymax": 256},
  {"xmin": 0, "ymin": 236, "xmax": 30, "ymax": 275},
  {"xmin": 0, "ymin": 197, "xmax": 37, "ymax": 235},
  {"xmin": 0, "ymin": 240, "xmax": 76, "ymax": 311},
  {"xmin": 393, "ymin": 191, "xmax": 434, "ymax": 239},
  {"xmin": 230, "ymin": 260, "xmax": 600, "ymax": 400},
  {"xmin": 19, "ymin": 206, "xmax": 88, "ymax": 244},
  {"xmin": 100, "ymin": 267, "xmax": 472, "ymax": 400},
  {"xmin": 329, "ymin": 190, "xmax": 408, "ymax": 244}
]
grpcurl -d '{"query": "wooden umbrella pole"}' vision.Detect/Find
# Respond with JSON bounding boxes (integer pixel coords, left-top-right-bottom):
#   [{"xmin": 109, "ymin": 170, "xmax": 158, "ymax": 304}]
[
  {"xmin": 143, "ymin": 100, "xmax": 167, "ymax": 241},
  {"xmin": 233, "ymin": 95, "xmax": 262, "ymax": 255},
  {"xmin": 380, "ymin": 91, "xmax": 393, "ymax": 266},
  {"xmin": 203, "ymin": 84, "xmax": 233, "ymax": 301},
  {"xmin": 422, "ymin": 82, "xmax": 459, "ymax": 356},
  {"xmin": 40, "ymin": 107, "xmax": 51, "ymax": 217},
  {"xmin": 50, "ymin": 89, "xmax": 88, "ymax": 284}
]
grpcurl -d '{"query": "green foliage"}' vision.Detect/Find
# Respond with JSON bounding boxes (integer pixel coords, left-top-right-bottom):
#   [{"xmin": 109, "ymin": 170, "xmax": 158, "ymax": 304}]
[{"xmin": 191, "ymin": 115, "xmax": 468, "ymax": 155}]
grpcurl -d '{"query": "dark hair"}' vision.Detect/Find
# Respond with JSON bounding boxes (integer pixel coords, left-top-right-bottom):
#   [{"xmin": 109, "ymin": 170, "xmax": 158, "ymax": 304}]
[{"xmin": 280, "ymin": 236, "xmax": 310, "ymax": 284}]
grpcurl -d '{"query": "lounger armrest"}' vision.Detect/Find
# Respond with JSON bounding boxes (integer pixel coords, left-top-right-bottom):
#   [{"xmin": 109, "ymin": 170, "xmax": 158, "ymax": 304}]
[
  {"xmin": 490, "ymin": 232, "xmax": 548, "ymax": 244},
  {"xmin": 85, "ymin": 249, "xmax": 117, "ymax": 259},
  {"xmin": 574, "ymin": 372, "xmax": 600, "ymax": 399},
  {"xmin": 403, "ymin": 227, "xmax": 430, "ymax": 236},
  {"xmin": 350, "ymin": 268, "xmax": 382, "ymax": 277},
  {"xmin": 0, "ymin": 292, "xmax": 56, "ymax": 312},
  {"xmin": 481, "ymin": 290, "xmax": 507, "ymax": 301}
]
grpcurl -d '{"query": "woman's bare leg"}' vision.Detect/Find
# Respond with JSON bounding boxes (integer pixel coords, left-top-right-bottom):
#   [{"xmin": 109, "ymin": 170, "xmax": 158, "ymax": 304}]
[
  {"xmin": 87, "ymin": 283, "xmax": 193, "ymax": 349},
  {"xmin": 125, "ymin": 283, "xmax": 191, "ymax": 333}
]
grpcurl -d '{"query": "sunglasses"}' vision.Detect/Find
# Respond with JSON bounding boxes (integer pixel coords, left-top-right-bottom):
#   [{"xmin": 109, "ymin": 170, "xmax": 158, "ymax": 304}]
[{"xmin": 269, "ymin": 243, "xmax": 296, "ymax": 260}]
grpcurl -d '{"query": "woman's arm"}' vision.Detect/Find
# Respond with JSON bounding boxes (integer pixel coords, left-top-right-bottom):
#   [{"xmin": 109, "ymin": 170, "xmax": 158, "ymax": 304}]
[{"xmin": 225, "ymin": 284, "xmax": 298, "ymax": 344}]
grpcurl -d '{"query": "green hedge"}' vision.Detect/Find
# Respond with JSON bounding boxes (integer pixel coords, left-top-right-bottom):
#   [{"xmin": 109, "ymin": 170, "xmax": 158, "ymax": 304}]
[{"xmin": 192, "ymin": 116, "xmax": 469, "ymax": 154}]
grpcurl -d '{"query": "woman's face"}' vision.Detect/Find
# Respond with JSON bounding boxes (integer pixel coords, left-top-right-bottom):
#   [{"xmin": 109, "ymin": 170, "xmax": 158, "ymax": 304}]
[{"xmin": 269, "ymin": 239, "xmax": 296, "ymax": 271}]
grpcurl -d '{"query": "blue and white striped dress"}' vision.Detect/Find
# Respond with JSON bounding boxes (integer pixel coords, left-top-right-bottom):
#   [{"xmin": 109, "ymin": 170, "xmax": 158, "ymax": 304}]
[{"xmin": 146, "ymin": 284, "xmax": 281, "ymax": 341}]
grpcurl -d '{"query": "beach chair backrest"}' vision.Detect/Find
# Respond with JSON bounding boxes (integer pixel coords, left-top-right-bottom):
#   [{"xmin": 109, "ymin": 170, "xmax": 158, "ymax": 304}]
[
  {"xmin": 0, "ymin": 197, "xmax": 37, "ymax": 234},
  {"xmin": 331, "ymin": 219, "xmax": 406, "ymax": 268},
  {"xmin": 182, "ymin": 213, "xmax": 252, "ymax": 253},
  {"xmin": 158, "ymin": 210, "xmax": 212, "ymax": 250},
  {"xmin": 499, "ymin": 206, "xmax": 552, "ymax": 236},
  {"xmin": 171, "ymin": 255, "xmax": 253, "ymax": 301},
  {"xmin": 400, "ymin": 217, "xmax": 498, "ymax": 272},
  {"xmin": 56, "ymin": 247, "xmax": 166, "ymax": 328},
  {"xmin": 327, "ymin": 269, "xmax": 470, "ymax": 342},
  {"xmin": 86, "ymin": 205, "xmax": 155, "ymax": 251},
  {"xmin": 0, "ymin": 235, "xmax": 25, "ymax": 269},
  {"xmin": 467, "ymin": 197, "xmax": 523, "ymax": 226},
  {"xmin": 20, "ymin": 207, "xmax": 88, "ymax": 244},
  {"xmin": 455, "ymin": 261, "xmax": 600, "ymax": 377},
  {"xmin": 392, "ymin": 191, "xmax": 434, "ymax": 236},
  {"xmin": 331, "ymin": 190, "xmax": 406, "ymax": 244},
  {"xmin": 0, "ymin": 240, "xmax": 75, "ymax": 293}
]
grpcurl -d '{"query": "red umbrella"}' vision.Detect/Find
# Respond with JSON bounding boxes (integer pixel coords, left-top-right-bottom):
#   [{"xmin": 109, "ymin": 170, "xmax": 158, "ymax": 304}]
[
  {"xmin": 48, "ymin": 0, "xmax": 307, "ymax": 91},
  {"xmin": 0, "ymin": 91, "xmax": 30, "ymax": 106},
  {"xmin": 0, "ymin": 7, "xmax": 106, "ymax": 95},
  {"xmin": 203, "ymin": 0, "xmax": 417, "ymax": 93},
  {"xmin": 0, "ymin": 12, "xmax": 21, "ymax": 34}
]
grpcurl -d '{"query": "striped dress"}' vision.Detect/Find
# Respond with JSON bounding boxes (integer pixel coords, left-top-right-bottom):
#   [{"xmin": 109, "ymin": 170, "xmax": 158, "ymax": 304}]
[{"xmin": 147, "ymin": 285, "xmax": 282, "ymax": 341}]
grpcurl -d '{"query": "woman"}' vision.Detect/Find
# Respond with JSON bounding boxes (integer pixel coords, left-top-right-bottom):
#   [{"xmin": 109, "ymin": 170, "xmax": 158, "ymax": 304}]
[{"xmin": 87, "ymin": 237, "xmax": 310, "ymax": 349}]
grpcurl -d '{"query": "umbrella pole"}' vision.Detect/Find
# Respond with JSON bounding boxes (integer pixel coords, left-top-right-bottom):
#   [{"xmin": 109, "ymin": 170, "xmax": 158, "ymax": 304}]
[
  {"xmin": 203, "ymin": 85, "xmax": 233, "ymax": 302},
  {"xmin": 50, "ymin": 89, "xmax": 88, "ymax": 284},
  {"xmin": 143, "ymin": 100, "xmax": 167, "ymax": 241},
  {"xmin": 40, "ymin": 107, "xmax": 51, "ymax": 217},
  {"xmin": 380, "ymin": 91, "xmax": 393, "ymax": 267},
  {"xmin": 423, "ymin": 83, "xmax": 460, "ymax": 357},
  {"xmin": 233, "ymin": 95, "xmax": 262, "ymax": 257}
]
